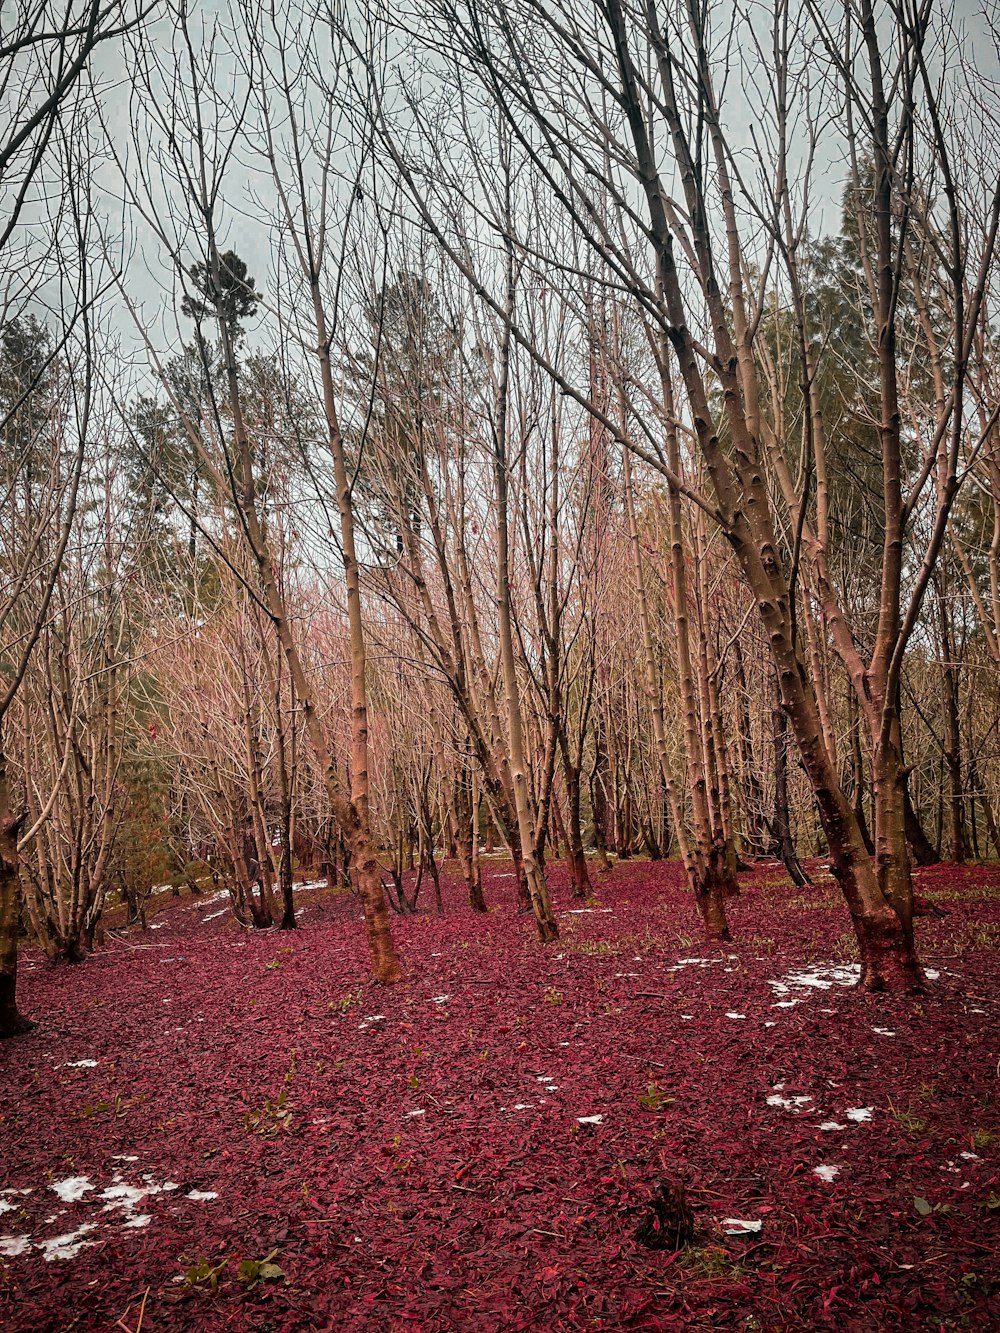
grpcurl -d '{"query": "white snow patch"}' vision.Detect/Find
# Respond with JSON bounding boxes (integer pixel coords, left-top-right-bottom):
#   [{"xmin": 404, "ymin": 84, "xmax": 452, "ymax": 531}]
[
  {"xmin": 0, "ymin": 1236, "xmax": 30, "ymax": 1257},
  {"xmin": 565, "ymin": 908, "xmax": 612, "ymax": 915},
  {"xmin": 846, "ymin": 1106, "xmax": 873, "ymax": 1122},
  {"xmin": 358, "ymin": 1015, "xmax": 386, "ymax": 1030},
  {"xmin": 772, "ymin": 1000, "xmax": 800, "ymax": 1009},
  {"xmin": 819, "ymin": 1121, "xmax": 847, "ymax": 1131},
  {"xmin": 768, "ymin": 1093, "xmax": 816, "ymax": 1114},
  {"xmin": 61, "ymin": 1059, "xmax": 98, "ymax": 1069},
  {"xmin": 185, "ymin": 1191, "xmax": 218, "ymax": 1201},
  {"xmin": 512, "ymin": 1103, "xmax": 534, "ymax": 1111},
  {"xmin": 0, "ymin": 1200, "xmax": 17, "ymax": 1215},
  {"xmin": 577, "ymin": 1114, "xmax": 603, "ymax": 1126},
  {"xmin": 123, "ymin": 1214, "xmax": 152, "ymax": 1229},
  {"xmin": 50, "ymin": 1177, "xmax": 94, "ymax": 1203},
  {"xmin": 404, "ymin": 1109, "xmax": 426, "ymax": 1119},
  {"xmin": 202, "ymin": 909, "xmax": 228, "ymax": 922},
  {"xmin": 769, "ymin": 964, "xmax": 860, "ymax": 997},
  {"xmin": 722, "ymin": 1218, "xmax": 761, "ymax": 1234},
  {"xmin": 112, "ymin": 1155, "xmax": 139, "ymax": 1162},
  {"xmin": 725, "ymin": 1012, "xmax": 747, "ymax": 1020},
  {"xmin": 429, "ymin": 995, "xmax": 450, "ymax": 1004},
  {"xmin": 926, "ymin": 969, "xmax": 940, "ymax": 981},
  {"xmin": 812, "ymin": 1164, "xmax": 842, "ymax": 1182},
  {"xmin": 39, "ymin": 1224, "xmax": 98, "ymax": 1261},
  {"xmin": 194, "ymin": 890, "xmax": 229, "ymax": 909},
  {"xmin": 150, "ymin": 922, "xmax": 165, "ymax": 930},
  {"xmin": 872, "ymin": 1027, "xmax": 896, "ymax": 1036},
  {"xmin": 100, "ymin": 1183, "xmax": 147, "ymax": 1210},
  {"xmin": 960, "ymin": 1151, "xmax": 980, "ymax": 1161}
]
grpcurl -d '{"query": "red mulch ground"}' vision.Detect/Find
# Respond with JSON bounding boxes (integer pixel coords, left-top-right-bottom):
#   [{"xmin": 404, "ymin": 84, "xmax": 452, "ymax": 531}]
[{"xmin": 1, "ymin": 858, "xmax": 998, "ymax": 1331}]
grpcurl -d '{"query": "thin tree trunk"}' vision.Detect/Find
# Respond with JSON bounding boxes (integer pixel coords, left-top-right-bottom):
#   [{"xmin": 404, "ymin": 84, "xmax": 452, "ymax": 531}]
[
  {"xmin": 0, "ymin": 749, "xmax": 30, "ymax": 1037},
  {"xmin": 770, "ymin": 674, "xmax": 810, "ymax": 888}
]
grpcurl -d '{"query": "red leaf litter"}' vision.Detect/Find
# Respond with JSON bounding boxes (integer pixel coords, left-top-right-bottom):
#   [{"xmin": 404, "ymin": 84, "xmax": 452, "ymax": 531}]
[{"xmin": 1, "ymin": 859, "xmax": 998, "ymax": 1330}]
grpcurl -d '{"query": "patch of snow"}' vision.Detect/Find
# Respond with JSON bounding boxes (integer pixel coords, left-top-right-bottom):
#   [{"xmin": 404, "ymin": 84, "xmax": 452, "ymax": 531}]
[
  {"xmin": 614, "ymin": 973, "xmax": 639, "ymax": 978},
  {"xmin": 111, "ymin": 1155, "xmax": 139, "ymax": 1163},
  {"xmin": 812, "ymin": 1164, "xmax": 842, "ymax": 1182},
  {"xmin": 577, "ymin": 1114, "xmax": 603, "ymax": 1126},
  {"xmin": 185, "ymin": 1191, "xmax": 218, "ymax": 1201},
  {"xmin": 769, "ymin": 964, "xmax": 860, "ymax": 997},
  {"xmin": 123, "ymin": 1214, "xmax": 152, "ymax": 1229},
  {"xmin": 99, "ymin": 1183, "xmax": 147, "ymax": 1211},
  {"xmin": 202, "ymin": 909, "xmax": 228, "ymax": 922},
  {"xmin": 0, "ymin": 1200, "xmax": 17, "ymax": 1215},
  {"xmin": 404, "ymin": 1109, "xmax": 425, "ymax": 1119},
  {"xmin": 39, "ymin": 1224, "xmax": 98, "ymax": 1261},
  {"xmin": 872, "ymin": 1027, "xmax": 896, "ymax": 1036},
  {"xmin": 429, "ymin": 995, "xmax": 450, "ymax": 1004},
  {"xmin": 722, "ymin": 1218, "xmax": 761, "ymax": 1234},
  {"xmin": 763, "ymin": 1021, "xmax": 776, "ymax": 1027},
  {"xmin": 772, "ymin": 1000, "xmax": 800, "ymax": 1009},
  {"xmin": 960, "ymin": 1151, "xmax": 980, "ymax": 1161},
  {"xmin": 565, "ymin": 908, "xmax": 612, "ymax": 915},
  {"xmin": 819, "ymin": 1121, "xmax": 846, "ymax": 1131},
  {"xmin": 61, "ymin": 1059, "xmax": 99, "ymax": 1068},
  {"xmin": 50, "ymin": 1177, "xmax": 94, "ymax": 1203},
  {"xmin": 0, "ymin": 1236, "xmax": 30, "ymax": 1257},
  {"xmin": 194, "ymin": 890, "xmax": 229, "ymax": 909},
  {"xmin": 767, "ymin": 1093, "xmax": 812, "ymax": 1111},
  {"xmin": 925, "ymin": 969, "xmax": 940, "ymax": 981},
  {"xmin": 150, "ymin": 922, "xmax": 165, "ymax": 930},
  {"xmin": 358, "ymin": 1015, "xmax": 386, "ymax": 1030},
  {"xmin": 846, "ymin": 1106, "xmax": 873, "ymax": 1122},
  {"xmin": 725, "ymin": 1012, "xmax": 747, "ymax": 1020},
  {"xmin": 512, "ymin": 1103, "xmax": 534, "ymax": 1111}
]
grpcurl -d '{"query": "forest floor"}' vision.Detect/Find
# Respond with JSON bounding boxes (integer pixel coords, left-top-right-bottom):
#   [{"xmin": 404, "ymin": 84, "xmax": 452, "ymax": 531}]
[{"xmin": 1, "ymin": 858, "xmax": 998, "ymax": 1332}]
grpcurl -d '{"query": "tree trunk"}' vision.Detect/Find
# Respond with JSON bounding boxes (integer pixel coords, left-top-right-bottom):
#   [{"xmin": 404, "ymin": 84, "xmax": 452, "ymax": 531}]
[
  {"xmin": 0, "ymin": 794, "xmax": 31, "ymax": 1038},
  {"xmin": 562, "ymin": 759, "xmax": 592, "ymax": 899},
  {"xmin": 937, "ymin": 572, "xmax": 967, "ymax": 862},
  {"xmin": 770, "ymin": 676, "xmax": 810, "ymax": 888}
]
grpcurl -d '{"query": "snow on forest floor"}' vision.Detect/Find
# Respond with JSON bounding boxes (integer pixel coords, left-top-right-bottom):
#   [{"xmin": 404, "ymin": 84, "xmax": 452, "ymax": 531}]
[{"xmin": 1, "ymin": 859, "xmax": 998, "ymax": 1330}]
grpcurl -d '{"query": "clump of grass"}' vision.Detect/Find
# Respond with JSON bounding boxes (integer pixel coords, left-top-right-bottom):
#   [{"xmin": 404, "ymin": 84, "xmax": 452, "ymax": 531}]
[
  {"xmin": 952, "ymin": 921, "xmax": 1000, "ymax": 952},
  {"xmin": 834, "ymin": 931, "xmax": 860, "ymax": 960},
  {"xmin": 787, "ymin": 893, "xmax": 835, "ymax": 910},
  {"xmin": 565, "ymin": 938, "xmax": 619, "ymax": 957},
  {"xmin": 680, "ymin": 1245, "xmax": 746, "ymax": 1280},
  {"xmin": 887, "ymin": 1097, "xmax": 927, "ymax": 1135},
  {"xmin": 926, "ymin": 883, "xmax": 1000, "ymax": 904}
]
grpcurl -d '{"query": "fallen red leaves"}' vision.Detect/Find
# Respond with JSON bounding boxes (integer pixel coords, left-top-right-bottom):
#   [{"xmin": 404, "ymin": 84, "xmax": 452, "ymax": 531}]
[{"xmin": 1, "ymin": 858, "xmax": 997, "ymax": 1330}]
